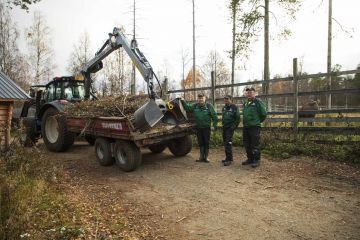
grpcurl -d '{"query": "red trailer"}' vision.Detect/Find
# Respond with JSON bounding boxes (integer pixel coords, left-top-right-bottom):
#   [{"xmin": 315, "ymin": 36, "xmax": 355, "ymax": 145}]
[{"xmin": 66, "ymin": 116, "xmax": 195, "ymax": 172}]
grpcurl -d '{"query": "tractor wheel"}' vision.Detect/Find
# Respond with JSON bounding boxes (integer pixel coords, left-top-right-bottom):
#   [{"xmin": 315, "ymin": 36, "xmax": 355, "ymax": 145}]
[
  {"xmin": 148, "ymin": 144, "xmax": 166, "ymax": 154},
  {"xmin": 168, "ymin": 135, "xmax": 192, "ymax": 157},
  {"xmin": 41, "ymin": 108, "xmax": 74, "ymax": 152},
  {"xmin": 94, "ymin": 138, "xmax": 115, "ymax": 166},
  {"xmin": 114, "ymin": 140, "xmax": 142, "ymax": 172},
  {"xmin": 19, "ymin": 117, "xmax": 39, "ymax": 147}
]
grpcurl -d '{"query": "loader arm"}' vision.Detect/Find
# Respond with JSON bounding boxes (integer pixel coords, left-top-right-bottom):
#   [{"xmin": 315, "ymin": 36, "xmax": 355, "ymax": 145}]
[{"xmin": 82, "ymin": 27, "xmax": 160, "ymax": 100}]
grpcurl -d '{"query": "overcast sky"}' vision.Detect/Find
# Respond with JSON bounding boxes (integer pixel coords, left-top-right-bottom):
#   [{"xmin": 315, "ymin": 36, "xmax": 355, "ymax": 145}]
[{"xmin": 10, "ymin": 0, "xmax": 360, "ymax": 90}]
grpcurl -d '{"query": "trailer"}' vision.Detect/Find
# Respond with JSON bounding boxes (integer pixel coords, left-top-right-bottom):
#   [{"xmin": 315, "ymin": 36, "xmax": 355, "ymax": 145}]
[{"xmin": 66, "ymin": 116, "xmax": 195, "ymax": 172}]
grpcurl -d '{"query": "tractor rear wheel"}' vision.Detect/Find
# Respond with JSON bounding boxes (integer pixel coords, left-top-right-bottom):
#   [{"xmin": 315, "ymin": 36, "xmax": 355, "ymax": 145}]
[{"xmin": 41, "ymin": 108, "xmax": 74, "ymax": 152}]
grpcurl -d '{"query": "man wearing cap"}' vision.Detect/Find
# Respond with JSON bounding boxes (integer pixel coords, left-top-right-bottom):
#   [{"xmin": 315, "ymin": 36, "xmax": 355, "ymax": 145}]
[
  {"xmin": 221, "ymin": 95, "xmax": 240, "ymax": 166},
  {"xmin": 181, "ymin": 93, "xmax": 218, "ymax": 163},
  {"xmin": 242, "ymin": 87, "xmax": 267, "ymax": 168}
]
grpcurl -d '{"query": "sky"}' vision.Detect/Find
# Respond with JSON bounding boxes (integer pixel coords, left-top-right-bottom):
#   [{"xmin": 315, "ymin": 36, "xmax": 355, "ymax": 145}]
[{"xmin": 10, "ymin": 0, "xmax": 360, "ymax": 91}]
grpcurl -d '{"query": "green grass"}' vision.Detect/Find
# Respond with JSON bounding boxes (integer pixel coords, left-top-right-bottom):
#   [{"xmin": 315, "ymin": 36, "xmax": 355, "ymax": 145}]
[{"xmin": 192, "ymin": 129, "xmax": 360, "ymax": 164}]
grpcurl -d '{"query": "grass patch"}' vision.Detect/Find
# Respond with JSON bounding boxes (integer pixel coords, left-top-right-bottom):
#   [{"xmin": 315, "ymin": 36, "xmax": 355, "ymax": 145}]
[
  {"xmin": 0, "ymin": 143, "xmax": 84, "ymax": 240},
  {"xmin": 192, "ymin": 129, "xmax": 360, "ymax": 164}
]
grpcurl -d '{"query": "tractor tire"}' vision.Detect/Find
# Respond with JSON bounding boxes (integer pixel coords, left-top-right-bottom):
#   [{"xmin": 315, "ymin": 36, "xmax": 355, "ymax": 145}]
[
  {"xmin": 168, "ymin": 135, "xmax": 192, "ymax": 157},
  {"xmin": 94, "ymin": 138, "xmax": 115, "ymax": 166},
  {"xmin": 19, "ymin": 117, "xmax": 39, "ymax": 147},
  {"xmin": 41, "ymin": 108, "xmax": 75, "ymax": 152},
  {"xmin": 148, "ymin": 144, "xmax": 166, "ymax": 154},
  {"xmin": 114, "ymin": 140, "xmax": 142, "ymax": 172},
  {"xmin": 85, "ymin": 135, "xmax": 96, "ymax": 146}
]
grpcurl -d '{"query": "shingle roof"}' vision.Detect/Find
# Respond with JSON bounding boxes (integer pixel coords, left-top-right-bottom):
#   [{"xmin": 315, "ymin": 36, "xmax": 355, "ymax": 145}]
[{"xmin": 0, "ymin": 71, "xmax": 30, "ymax": 100}]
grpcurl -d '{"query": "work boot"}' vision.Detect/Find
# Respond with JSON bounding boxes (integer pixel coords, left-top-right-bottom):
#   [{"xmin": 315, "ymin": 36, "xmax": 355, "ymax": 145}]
[
  {"xmin": 223, "ymin": 160, "xmax": 232, "ymax": 166},
  {"xmin": 251, "ymin": 160, "xmax": 260, "ymax": 168},
  {"xmin": 203, "ymin": 147, "xmax": 210, "ymax": 163},
  {"xmin": 196, "ymin": 147, "xmax": 205, "ymax": 162},
  {"xmin": 242, "ymin": 159, "xmax": 253, "ymax": 165}
]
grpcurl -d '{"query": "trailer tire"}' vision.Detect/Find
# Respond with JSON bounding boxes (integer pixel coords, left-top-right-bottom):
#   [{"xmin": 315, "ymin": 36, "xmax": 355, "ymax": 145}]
[
  {"xmin": 168, "ymin": 135, "xmax": 192, "ymax": 157},
  {"xmin": 85, "ymin": 135, "xmax": 96, "ymax": 146},
  {"xmin": 114, "ymin": 140, "xmax": 142, "ymax": 172},
  {"xmin": 148, "ymin": 144, "xmax": 166, "ymax": 154},
  {"xmin": 95, "ymin": 138, "xmax": 115, "ymax": 166},
  {"xmin": 41, "ymin": 108, "xmax": 75, "ymax": 152},
  {"xmin": 19, "ymin": 117, "xmax": 39, "ymax": 147}
]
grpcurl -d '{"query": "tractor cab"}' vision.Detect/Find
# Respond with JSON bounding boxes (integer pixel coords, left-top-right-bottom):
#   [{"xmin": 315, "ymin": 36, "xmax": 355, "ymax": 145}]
[{"xmin": 42, "ymin": 76, "xmax": 86, "ymax": 103}]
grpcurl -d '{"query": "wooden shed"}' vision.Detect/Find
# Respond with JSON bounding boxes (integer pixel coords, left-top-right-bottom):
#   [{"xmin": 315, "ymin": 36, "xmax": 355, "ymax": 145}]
[{"xmin": 0, "ymin": 71, "xmax": 29, "ymax": 150}]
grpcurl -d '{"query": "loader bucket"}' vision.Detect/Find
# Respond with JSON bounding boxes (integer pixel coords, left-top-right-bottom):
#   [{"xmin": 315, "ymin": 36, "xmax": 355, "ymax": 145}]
[{"xmin": 134, "ymin": 99, "xmax": 165, "ymax": 131}]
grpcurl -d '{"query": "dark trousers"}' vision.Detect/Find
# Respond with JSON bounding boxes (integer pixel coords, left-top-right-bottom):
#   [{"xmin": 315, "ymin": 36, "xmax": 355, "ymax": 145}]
[
  {"xmin": 222, "ymin": 127, "xmax": 234, "ymax": 161},
  {"xmin": 243, "ymin": 127, "xmax": 261, "ymax": 162},
  {"xmin": 196, "ymin": 127, "xmax": 210, "ymax": 149}
]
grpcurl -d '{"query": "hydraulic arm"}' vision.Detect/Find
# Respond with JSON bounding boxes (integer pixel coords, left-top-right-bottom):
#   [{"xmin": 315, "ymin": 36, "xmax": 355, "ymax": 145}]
[{"xmin": 82, "ymin": 27, "xmax": 159, "ymax": 100}]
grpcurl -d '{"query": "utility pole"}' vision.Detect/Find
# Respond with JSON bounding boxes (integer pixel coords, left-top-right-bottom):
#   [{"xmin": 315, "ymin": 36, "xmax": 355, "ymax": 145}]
[
  {"xmin": 192, "ymin": 0, "xmax": 196, "ymax": 99},
  {"xmin": 263, "ymin": 0, "xmax": 270, "ymax": 111},
  {"xmin": 131, "ymin": 0, "xmax": 136, "ymax": 94},
  {"xmin": 327, "ymin": 0, "xmax": 332, "ymax": 109}
]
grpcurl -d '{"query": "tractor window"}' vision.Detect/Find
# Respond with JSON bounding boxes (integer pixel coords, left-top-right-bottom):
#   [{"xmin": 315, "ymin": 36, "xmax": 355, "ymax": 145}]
[
  {"xmin": 55, "ymin": 85, "xmax": 62, "ymax": 99},
  {"xmin": 63, "ymin": 81, "xmax": 85, "ymax": 100},
  {"xmin": 45, "ymin": 84, "xmax": 55, "ymax": 102}
]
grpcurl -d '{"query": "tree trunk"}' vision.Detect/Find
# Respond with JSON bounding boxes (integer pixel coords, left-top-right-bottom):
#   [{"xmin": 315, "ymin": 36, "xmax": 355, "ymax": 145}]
[{"xmin": 327, "ymin": 0, "xmax": 332, "ymax": 109}]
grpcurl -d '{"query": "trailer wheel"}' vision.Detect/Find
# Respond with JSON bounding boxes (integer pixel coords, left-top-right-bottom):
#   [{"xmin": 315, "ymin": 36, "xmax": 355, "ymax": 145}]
[
  {"xmin": 85, "ymin": 135, "xmax": 96, "ymax": 146},
  {"xmin": 95, "ymin": 138, "xmax": 115, "ymax": 166},
  {"xmin": 19, "ymin": 117, "xmax": 39, "ymax": 147},
  {"xmin": 168, "ymin": 135, "xmax": 192, "ymax": 157},
  {"xmin": 114, "ymin": 140, "xmax": 142, "ymax": 172},
  {"xmin": 148, "ymin": 144, "xmax": 166, "ymax": 154},
  {"xmin": 41, "ymin": 107, "xmax": 75, "ymax": 152}
]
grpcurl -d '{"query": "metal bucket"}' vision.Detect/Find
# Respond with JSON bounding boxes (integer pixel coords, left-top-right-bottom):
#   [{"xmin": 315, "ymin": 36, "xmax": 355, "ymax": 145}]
[{"xmin": 134, "ymin": 99, "xmax": 165, "ymax": 131}]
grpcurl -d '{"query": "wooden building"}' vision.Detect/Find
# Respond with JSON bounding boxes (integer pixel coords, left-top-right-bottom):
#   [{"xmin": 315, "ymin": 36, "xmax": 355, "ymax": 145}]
[{"xmin": 0, "ymin": 71, "xmax": 29, "ymax": 150}]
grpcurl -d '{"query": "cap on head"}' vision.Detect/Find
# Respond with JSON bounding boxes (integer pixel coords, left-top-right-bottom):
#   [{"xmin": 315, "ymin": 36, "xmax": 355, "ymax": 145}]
[
  {"xmin": 245, "ymin": 87, "xmax": 255, "ymax": 91},
  {"xmin": 224, "ymin": 95, "xmax": 232, "ymax": 100},
  {"xmin": 197, "ymin": 93, "xmax": 205, "ymax": 97}
]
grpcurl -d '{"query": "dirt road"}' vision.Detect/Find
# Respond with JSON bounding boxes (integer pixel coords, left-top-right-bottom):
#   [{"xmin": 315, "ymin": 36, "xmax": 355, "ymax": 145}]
[{"xmin": 45, "ymin": 141, "xmax": 360, "ymax": 239}]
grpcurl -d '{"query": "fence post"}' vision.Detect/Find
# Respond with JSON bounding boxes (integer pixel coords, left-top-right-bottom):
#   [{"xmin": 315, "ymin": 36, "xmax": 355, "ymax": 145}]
[
  {"xmin": 162, "ymin": 77, "xmax": 168, "ymax": 101},
  {"xmin": 293, "ymin": 58, "xmax": 299, "ymax": 138},
  {"xmin": 211, "ymin": 71, "xmax": 216, "ymax": 107}
]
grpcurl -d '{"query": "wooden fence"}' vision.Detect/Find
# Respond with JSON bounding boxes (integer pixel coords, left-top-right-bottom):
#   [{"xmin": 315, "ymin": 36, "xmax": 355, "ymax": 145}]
[{"xmin": 166, "ymin": 58, "xmax": 360, "ymax": 136}]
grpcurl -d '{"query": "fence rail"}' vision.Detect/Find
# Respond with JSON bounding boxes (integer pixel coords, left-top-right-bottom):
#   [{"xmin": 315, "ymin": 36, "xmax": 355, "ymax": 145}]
[{"xmin": 167, "ymin": 59, "xmax": 360, "ymax": 136}]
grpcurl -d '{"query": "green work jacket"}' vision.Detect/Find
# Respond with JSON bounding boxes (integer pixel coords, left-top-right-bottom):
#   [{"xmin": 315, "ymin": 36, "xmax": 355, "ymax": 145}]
[
  {"xmin": 181, "ymin": 100, "xmax": 218, "ymax": 129},
  {"xmin": 222, "ymin": 103, "xmax": 240, "ymax": 129},
  {"xmin": 242, "ymin": 98, "xmax": 267, "ymax": 127}
]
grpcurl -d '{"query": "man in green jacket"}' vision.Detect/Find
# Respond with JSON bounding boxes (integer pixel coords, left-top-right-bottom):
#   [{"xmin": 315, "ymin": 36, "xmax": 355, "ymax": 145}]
[
  {"xmin": 221, "ymin": 95, "xmax": 240, "ymax": 166},
  {"xmin": 242, "ymin": 87, "xmax": 267, "ymax": 168},
  {"xmin": 181, "ymin": 93, "xmax": 218, "ymax": 163}
]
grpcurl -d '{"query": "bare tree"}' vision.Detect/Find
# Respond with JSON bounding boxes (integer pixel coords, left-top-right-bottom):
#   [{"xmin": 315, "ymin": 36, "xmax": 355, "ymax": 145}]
[
  {"xmin": 102, "ymin": 48, "xmax": 132, "ymax": 96},
  {"xmin": 5, "ymin": 0, "xmax": 41, "ymax": 11},
  {"xmin": 202, "ymin": 50, "xmax": 231, "ymax": 98},
  {"xmin": 26, "ymin": 11, "xmax": 55, "ymax": 84},
  {"xmin": 229, "ymin": 0, "xmax": 244, "ymax": 96},
  {"xmin": 0, "ymin": 2, "xmax": 30, "ymax": 89},
  {"xmin": 67, "ymin": 31, "xmax": 93, "ymax": 75}
]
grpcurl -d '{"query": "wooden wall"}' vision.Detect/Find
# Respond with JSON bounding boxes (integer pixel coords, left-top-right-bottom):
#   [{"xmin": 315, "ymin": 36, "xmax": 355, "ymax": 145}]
[{"xmin": 0, "ymin": 101, "xmax": 13, "ymax": 150}]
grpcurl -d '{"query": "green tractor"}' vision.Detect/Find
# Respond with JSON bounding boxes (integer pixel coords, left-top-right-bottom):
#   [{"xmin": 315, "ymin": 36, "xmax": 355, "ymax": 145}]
[{"xmin": 20, "ymin": 76, "xmax": 95, "ymax": 151}]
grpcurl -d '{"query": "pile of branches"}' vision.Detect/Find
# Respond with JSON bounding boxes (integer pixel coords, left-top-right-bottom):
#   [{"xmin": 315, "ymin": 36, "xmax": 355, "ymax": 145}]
[{"xmin": 64, "ymin": 95, "xmax": 149, "ymax": 119}]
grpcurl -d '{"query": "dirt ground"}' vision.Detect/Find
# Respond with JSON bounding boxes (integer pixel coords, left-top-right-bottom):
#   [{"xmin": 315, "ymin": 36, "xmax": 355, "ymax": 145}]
[{"xmin": 44, "ymin": 141, "xmax": 360, "ymax": 240}]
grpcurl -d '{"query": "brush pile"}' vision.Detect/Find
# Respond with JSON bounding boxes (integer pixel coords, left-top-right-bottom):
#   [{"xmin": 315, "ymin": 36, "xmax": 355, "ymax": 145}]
[{"xmin": 63, "ymin": 95, "xmax": 149, "ymax": 119}]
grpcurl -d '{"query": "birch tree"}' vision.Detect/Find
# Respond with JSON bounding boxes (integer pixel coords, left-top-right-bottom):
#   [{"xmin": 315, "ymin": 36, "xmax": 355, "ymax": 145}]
[{"xmin": 26, "ymin": 11, "xmax": 55, "ymax": 84}]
